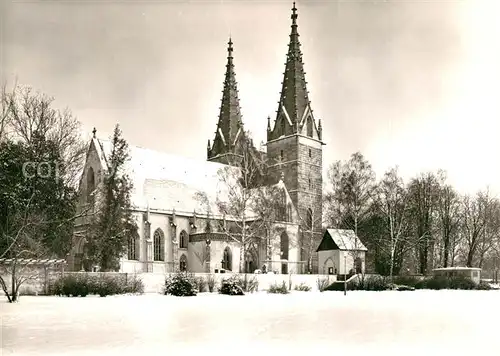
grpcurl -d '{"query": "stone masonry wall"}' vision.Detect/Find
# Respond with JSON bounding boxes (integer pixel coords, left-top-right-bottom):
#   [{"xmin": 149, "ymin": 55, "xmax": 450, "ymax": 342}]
[{"xmin": 266, "ymin": 135, "xmax": 323, "ymax": 273}]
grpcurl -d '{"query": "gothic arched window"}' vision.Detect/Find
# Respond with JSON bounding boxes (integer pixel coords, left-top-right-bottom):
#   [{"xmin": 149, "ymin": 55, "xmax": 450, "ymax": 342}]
[
  {"xmin": 179, "ymin": 254, "xmax": 187, "ymax": 272},
  {"xmin": 153, "ymin": 228, "xmax": 165, "ymax": 261},
  {"xmin": 179, "ymin": 230, "xmax": 188, "ymax": 249},
  {"xmin": 280, "ymin": 231, "xmax": 289, "ymax": 260},
  {"xmin": 245, "ymin": 249, "xmax": 257, "ymax": 273},
  {"xmin": 127, "ymin": 233, "xmax": 139, "ymax": 260},
  {"xmin": 222, "ymin": 246, "xmax": 232, "ymax": 271}
]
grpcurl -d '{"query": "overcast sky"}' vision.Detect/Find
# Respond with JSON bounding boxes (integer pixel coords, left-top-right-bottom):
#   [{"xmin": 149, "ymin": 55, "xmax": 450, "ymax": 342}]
[{"xmin": 2, "ymin": 0, "xmax": 500, "ymax": 195}]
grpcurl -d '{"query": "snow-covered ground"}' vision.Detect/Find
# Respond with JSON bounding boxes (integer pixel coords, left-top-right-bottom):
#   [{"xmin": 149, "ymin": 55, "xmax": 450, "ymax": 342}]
[{"xmin": 2, "ymin": 290, "xmax": 499, "ymax": 356}]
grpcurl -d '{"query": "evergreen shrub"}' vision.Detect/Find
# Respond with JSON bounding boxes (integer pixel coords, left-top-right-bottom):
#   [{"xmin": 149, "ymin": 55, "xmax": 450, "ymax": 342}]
[
  {"xmin": 164, "ymin": 272, "xmax": 197, "ymax": 296},
  {"xmin": 220, "ymin": 276, "xmax": 244, "ymax": 295}
]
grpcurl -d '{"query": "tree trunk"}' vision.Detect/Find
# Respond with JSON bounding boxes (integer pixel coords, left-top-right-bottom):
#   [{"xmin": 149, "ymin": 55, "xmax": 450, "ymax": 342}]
[
  {"xmin": 443, "ymin": 235, "xmax": 450, "ymax": 268},
  {"xmin": 240, "ymin": 219, "xmax": 246, "ymax": 273},
  {"xmin": 266, "ymin": 226, "xmax": 272, "ymax": 272},
  {"xmin": 308, "ymin": 229, "xmax": 314, "ymax": 274},
  {"xmin": 466, "ymin": 247, "xmax": 474, "ymax": 267},
  {"xmin": 0, "ymin": 276, "xmax": 12, "ymax": 303},
  {"xmin": 11, "ymin": 261, "xmax": 17, "ymax": 302}
]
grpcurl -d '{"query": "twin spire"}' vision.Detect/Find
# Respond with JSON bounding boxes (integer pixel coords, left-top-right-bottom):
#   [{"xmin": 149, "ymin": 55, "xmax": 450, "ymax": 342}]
[
  {"xmin": 208, "ymin": 2, "xmax": 319, "ymax": 162},
  {"xmin": 207, "ymin": 37, "xmax": 244, "ymax": 162},
  {"xmin": 275, "ymin": 2, "xmax": 312, "ymax": 132}
]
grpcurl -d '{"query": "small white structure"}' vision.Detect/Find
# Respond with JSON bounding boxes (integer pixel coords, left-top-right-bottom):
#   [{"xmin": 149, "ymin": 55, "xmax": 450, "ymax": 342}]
[
  {"xmin": 316, "ymin": 229, "xmax": 368, "ymax": 275},
  {"xmin": 432, "ymin": 267, "xmax": 481, "ymax": 285}
]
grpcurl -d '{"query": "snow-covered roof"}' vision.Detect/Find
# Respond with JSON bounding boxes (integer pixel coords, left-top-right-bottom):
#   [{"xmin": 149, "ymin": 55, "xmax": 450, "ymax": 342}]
[
  {"xmin": 324, "ymin": 229, "xmax": 367, "ymax": 251},
  {"xmin": 93, "ymin": 138, "xmax": 227, "ymax": 211},
  {"xmin": 91, "ymin": 137, "xmax": 263, "ymax": 219},
  {"xmin": 433, "ymin": 267, "xmax": 481, "ymax": 271}
]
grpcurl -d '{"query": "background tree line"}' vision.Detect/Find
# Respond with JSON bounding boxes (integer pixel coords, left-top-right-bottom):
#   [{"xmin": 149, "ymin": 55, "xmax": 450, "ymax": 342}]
[{"xmin": 324, "ymin": 152, "xmax": 500, "ymax": 278}]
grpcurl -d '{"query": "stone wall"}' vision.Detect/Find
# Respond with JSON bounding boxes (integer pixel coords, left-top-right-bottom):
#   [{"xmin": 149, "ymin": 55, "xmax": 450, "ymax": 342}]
[{"xmin": 1, "ymin": 271, "xmax": 336, "ymax": 296}]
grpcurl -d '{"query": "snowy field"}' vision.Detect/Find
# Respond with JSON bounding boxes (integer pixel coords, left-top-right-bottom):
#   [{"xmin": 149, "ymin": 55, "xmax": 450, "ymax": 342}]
[{"xmin": 2, "ymin": 290, "xmax": 499, "ymax": 356}]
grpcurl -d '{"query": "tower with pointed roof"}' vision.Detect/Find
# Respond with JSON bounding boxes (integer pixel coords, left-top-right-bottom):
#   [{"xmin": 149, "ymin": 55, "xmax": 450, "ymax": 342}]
[
  {"xmin": 266, "ymin": 2, "xmax": 324, "ymax": 273},
  {"xmin": 207, "ymin": 38, "xmax": 246, "ymax": 166}
]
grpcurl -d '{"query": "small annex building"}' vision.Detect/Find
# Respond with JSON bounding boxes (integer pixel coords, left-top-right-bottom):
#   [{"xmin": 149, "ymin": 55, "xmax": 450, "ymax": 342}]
[{"xmin": 316, "ymin": 229, "xmax": 368, "ymax": 276}]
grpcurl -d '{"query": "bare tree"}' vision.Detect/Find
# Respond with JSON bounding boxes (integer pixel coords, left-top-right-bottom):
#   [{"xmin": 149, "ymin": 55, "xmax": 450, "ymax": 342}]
[
  {"xmin": 435, "ymin": 176, "xmax": 461, "ymax": 267},
  {"xmin": 374, "ymin": 167, "xmax": 413, "ymax": 279},
  {"xmin": 0, "ymin": 81, "xmax": 17, "ymax": 141},
  {"xmin": 459, "ymin": 190, "xmax": 500, "ymax": 268},
  {"xmin": 460, "ymin": 192, "xmax": 486, "ymax": 267},
  {"xmin": 251, "ymin": 184, "xmax": 286, "ymax": 272},
  {"xmin": 214, "ymin": 133, "xmax": 268, "ymax": 273},
  {"xmin": 0, "ymin": 197, "xmax": 89, "ymax": 302},
  {"xmin": 325, "ymin": 152, "xmax": 376, "ymax": 240},
  {"xmin": 407, "ymin": 172, "xmax": 441, "ymax": 275},
  {"xmin": 297, "ymin": 205, "xmax": 323, "ymax": 274},
  {"xmin": 194, "ymin": 191, "xmax": 216, "ymax": 233},
  {"xmin": 0, "ymin": 218, "xmax": 47, "ymax": 303},
  {"xmin": 5, "ymin": 85, "xmax": 86, "ymax": 187}
]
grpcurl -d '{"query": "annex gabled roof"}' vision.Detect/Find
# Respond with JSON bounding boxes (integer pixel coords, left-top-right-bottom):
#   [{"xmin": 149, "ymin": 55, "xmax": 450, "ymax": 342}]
[{"xmin": 316, "ymin": 229, "xmax": 368, "ymax": 252}]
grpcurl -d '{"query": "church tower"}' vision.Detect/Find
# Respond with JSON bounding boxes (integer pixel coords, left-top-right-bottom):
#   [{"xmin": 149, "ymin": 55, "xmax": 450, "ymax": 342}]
[
  {"xmin": 266, "ymin": 3, "xmax": 324, "ymax": 273},
  {"xmin": 207, "ymin": 38, "xmax": 246, "ymax": 166}
]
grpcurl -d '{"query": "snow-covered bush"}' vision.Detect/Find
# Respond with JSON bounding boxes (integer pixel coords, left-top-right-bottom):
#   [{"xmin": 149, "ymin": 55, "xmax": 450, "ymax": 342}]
[
  {"xmin": 415, "ymin": 276, "xmax": 476, "ymax": 290},
  {"xmin": 205, "ymin": 274, "xmax": 217, "ymax": 292},
  {"xmin": 356, "ymin": 276, "xmax": 390, "ymax": 291},
  {"xmin": 391, "ymin": 275, "xmax": 421, "ymax": 287},
  {"xmin": 268, "ymin": 281, "xmax": 289, "ymax": 294},
  {"xmin": 123, "ymin": 274, "xmax": 145, "ymax": 294},
  {"xmin": 219, "ymin": 277, "xmax": 244, "ymax": 295},
  {"xmin": 51, "ymin": 274, "xmax": 92, "ymax": 297},
  {"xmin": 294, "ymin": 282, "xmax": 312, "ymax": 291},
  {"xmin": 50, "ymin": 274, "xmax": 143, "ymax": 297},
  {"xmin": 316, "ymin": 277, "xmax": 330, "ymax": 292},
  {"xmin": 325, "ymin": 276, "xmax": 390, "ymax": 292},
  {"xmin": 237, "ymin": 274, "xmax": 259, "ymax": 292},
  {"xmin": 193, "ymin": 276, "xmax": 207, "ymax": 293},
  {"xmin": 164, "ymin": 272, "xmax": 197, "ymax": 296},
  {"xmin": 477, "ymin": 281, "xmax": 493, "ymax": 290}
]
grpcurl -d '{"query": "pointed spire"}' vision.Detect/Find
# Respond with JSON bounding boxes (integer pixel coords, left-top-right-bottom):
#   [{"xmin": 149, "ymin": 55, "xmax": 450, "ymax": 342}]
[
  {"xmin": 269, "ymin": 2, "xmax": 316, "ymax": 140},
  {"xmin": 208, "ymin": 37, "xmax": 246, "ymax": 162}
]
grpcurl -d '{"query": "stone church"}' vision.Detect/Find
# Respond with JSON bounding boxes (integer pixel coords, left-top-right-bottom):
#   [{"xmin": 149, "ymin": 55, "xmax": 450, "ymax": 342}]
[{"xmin": 69, "ymin": 3, "xmax": 325, "ymax": 275}]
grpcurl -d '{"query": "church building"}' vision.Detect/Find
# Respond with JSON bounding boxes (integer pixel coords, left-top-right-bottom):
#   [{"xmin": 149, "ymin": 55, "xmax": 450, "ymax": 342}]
[{"xmin": 69, "ymin": 3, "xmax": 325, "ymax": 275}]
